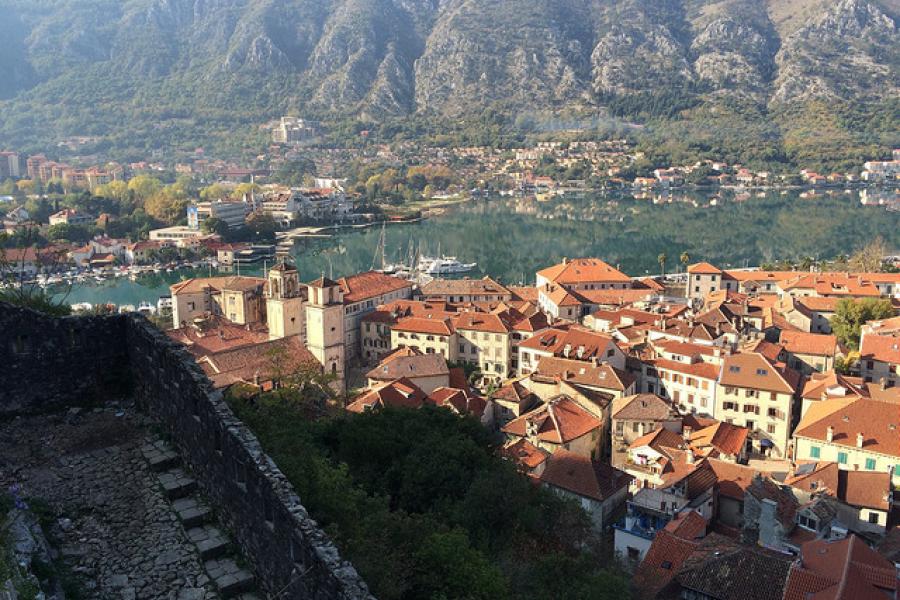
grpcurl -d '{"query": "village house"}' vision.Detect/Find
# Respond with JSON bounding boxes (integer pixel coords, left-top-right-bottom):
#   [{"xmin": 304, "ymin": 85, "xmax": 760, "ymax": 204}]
[
  {"xmin": 778, "ymin": 330, "xmax": 841, "ymax": 374},
  {"xmin": 536, "ymin": 257, "xmax": 633, "ymax": 317},
  {"xmin": 610, "ymin": 393, "xmax": 682, "ymax": 460},
  {"xmin": 792, "ymin": 396, "xmax": 900, "ymax": 486},
  {"xmin": 516, "ymin": 326, "xmax": 625, "ymax": 377},
  {"xmin": 538, "ymin": 449, "xmax": 632, "ymax": 529},
  {"xmin": 785, "ymin": 461, "xmax": 893, "ymax": 536},
  {"xmin": 859, "ymin": 318, "xmax": 900, "ymax": 389},
  {"xmin": 390, "ymin": 316, "xmax": 457, "ymax": 360},
  {"xmin": 490, "ymin": 379, "xmax": 541, "ymax": 427},
  {"xmin": 454, "ymin": 311, "xmax": 513, "ymax": 383},
  {"xmin": 531, "ymin": 355, "xmax": 636, "ymax": 398},
  {"xmin": 419, "ymin": 276, "xmax": 512, "ymax": 303},
  {"xmin": 715, "ymin": 352, "xmax": 800, "ymax": 457},
  {"xmin": 360, "ymin": 300, "xmax": 458, "ymax": 363},
  {"xmin": 502, "ymin": 395, "xmax": 604, "ymax": 459},
  {"xmin": 365, "ymin": 348, "xmax": 450, "ymax": 395},
  {"xmin": 637, "ymin": 352, "xmax": 720, "ymax": 419},
  {"xmin": 49, "ymin": 208, "xmax": 94, "ymax": 227}
]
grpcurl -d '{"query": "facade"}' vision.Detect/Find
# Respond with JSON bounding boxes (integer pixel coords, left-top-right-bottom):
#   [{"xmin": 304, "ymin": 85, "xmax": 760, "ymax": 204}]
[
  {"xmin": 419, "ymin": 277, "xmax": 512, "ymax": 303},
  {"xmin": 272, "ymin": 117, "xmax": 319, "ymax": 144},
  {"xmin": 170, "ymin": 276, "xmax": 267, "ymax": 328},
  {"xmin": 266, "ymin": 262, "xmax": 305, "ymax": 341},
  {"xmin": 502, "ymin": 395, "xmax": 603, "ymax": 459},
  {"xmin": 305, "ymin": 277, "xmax": 346, "ymax": 390},
  {"xmin": 517, "ymin": 327, "xmax": 626, "ymax": 377},
  {"xmin": 779, "ymin": 331, "xmax": 840, "ymax": 375},
  {"xmin": 454, "ymin": 312, "xmax": 512, "ymax": 383},
  {"xmin": 539, "ymin": 449, "xmax": 632, "ymax": 529},
  {"xmin": 715, "ymin": 353, "xmax": 799, "ymax": 457},
  {"xmin": 187, "ymin": 200, "xmax": 251, "ymax": 230},
  {"xmin": 858, "ymin": 324, "xmax": 899, "ymax": 389},
  {"xmin": 338, "ymin": 271, "xmax": 413, "ymax": 360},
  {"xmin": 391, "ymin": 317, "xmax": 457, "ymax": 360},
  {"xmin": 49, "ymin": 208, "xmax": 93, "ymax": 226},
  {"xmin": 792, "ymin": 397, "xmax": 900, "ymax": 485}
]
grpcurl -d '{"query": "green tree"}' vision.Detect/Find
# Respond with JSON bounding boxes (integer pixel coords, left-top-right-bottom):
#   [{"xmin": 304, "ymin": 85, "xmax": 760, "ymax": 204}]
[
  {"xmin": 830, "ymin": 298, "xmax": 895, "ymax": 349},
  {"xmin": 680, "ymin": 251, "xmax": 690, "ymax": 272},
  {"xmin": 658, "ymin": 252, "xmax": 667, "ymax": 277},
  {"xmin": 127, "ymin": 175, "xmax": 163, "ymax": 203},
  {"xmin": 201, "ymin": 217, "xmax": 229, "ymax": 236},
  {"xmin": 47, "ymin": 223, "xmax": 92, "ymax": 243}
]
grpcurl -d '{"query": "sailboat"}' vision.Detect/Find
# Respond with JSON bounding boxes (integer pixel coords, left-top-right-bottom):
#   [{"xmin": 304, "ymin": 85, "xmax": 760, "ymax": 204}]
[
  {"xmin": 372, "ymin": 222, "xmax": 412, "ymax": 276},
  {"xmin": 416, "ymin": 242, "xmax": 477, "ymax": 275}
]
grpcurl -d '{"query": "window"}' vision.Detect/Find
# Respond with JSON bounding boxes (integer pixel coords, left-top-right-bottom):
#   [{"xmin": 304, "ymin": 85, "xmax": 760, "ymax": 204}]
[
  {"xmin": 756, "ymin": 368, "xmax": 767, "ymax": 376},
  {"xmin": 768, "ymin": 408, "xmax": 778, "ymax": 418},
  {"xmin": 767, "ymin": 424, "xmax": 776, "ymax": 434},
  {"xmin": 865, "ymin": 458, "xmax": 876, "ymax": 470},
  {"xmin": 729, "ymin": 366, "xmax": 740, "ymax": 373},
  {"xmin": 868, "ymin": 512, "xmax": 880, "ymax": 524},
  {"xmin": 770, "ymin": 392, "xmax": 777, "ymax": 401},
  {"xmin": 837, "ymin": 452, "xmax": 848, "ymax": 465},
  {"xmin": 798, "ymin": 514, "xmax": 818, "ymax": 530},
  {"xmin": 632, "ymin": 422, "xmax": 639, "ymax": 433},
  {"xmin": 810, "ymin": 446, "xmax": 820, "ymax": 459}
]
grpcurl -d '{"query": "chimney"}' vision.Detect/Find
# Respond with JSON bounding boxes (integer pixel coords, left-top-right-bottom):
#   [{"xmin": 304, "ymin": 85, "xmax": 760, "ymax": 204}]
[
  {"xmin": 857, "ymin": 432, "xmax": 864, "ymax": 448},
  {"xmin": 826, "ymin": 426, "xmax": 834, "ymax": 443},
  {"xmin": 686, "ymin": 449, "xmax": 695, "ymax": 464},
  {"xmin": 683, "ymin": 425, "xmax": 693, "ymax": 440},
  {"xmin": 880, "ymin": 377, "xmax": 887, "ymax": 391},
  {"xmin": 253, "ymin": 370, "xmax": 260, "ymax": 386},
  {"xmin": 562, "ymin": 257, "xmax": 569, "ymax": 265}
]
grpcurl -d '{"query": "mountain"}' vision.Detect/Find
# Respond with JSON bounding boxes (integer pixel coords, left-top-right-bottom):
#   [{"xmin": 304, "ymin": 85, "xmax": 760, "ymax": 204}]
[{"xmin": 0, "ymin": 0, "xmax": 897, "ymax": 163}]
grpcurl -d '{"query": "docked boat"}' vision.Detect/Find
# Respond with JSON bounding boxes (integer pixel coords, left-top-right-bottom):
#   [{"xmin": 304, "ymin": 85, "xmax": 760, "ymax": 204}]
[{"xmin": 417, "ymin": 256, "xmax": 477, "ymax": 275}]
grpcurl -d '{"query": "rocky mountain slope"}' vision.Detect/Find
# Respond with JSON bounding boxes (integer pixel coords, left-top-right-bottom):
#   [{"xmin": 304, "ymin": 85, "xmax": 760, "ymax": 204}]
[{"xmin": 0, "ymin": 0, "xmax": 896, "ymax": 150}]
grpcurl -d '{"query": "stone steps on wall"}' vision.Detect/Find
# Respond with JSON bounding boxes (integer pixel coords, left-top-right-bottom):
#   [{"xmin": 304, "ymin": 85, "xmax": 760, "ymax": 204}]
[
  {"xmin": 172, "ymin": 496, "xmax": 214, "ymax": 529},
  {"xmin": 157, "ymin": 467, "xmax": 198, "ymax": 500},
  {"xmin": 141, "ymin": 440, "xmax": 181, "ymax": 472},
  {"xmin": 187, "ymin": 525, "xmax": 231, "ymax": 560},
  {"xmin": 141, "ymin": 437, "xmax": 263, "ymax": 599},
  {"xmin": 204, "ymin": 558, "xmax": 256, "ymax": 598}
]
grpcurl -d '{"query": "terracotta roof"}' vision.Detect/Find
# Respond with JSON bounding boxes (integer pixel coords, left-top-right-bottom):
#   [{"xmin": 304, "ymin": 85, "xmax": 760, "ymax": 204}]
[
  {"xmin": 491, "ymin": 380, "xmax": 539, "ymax": 408},
  {"xmin": 539, "ymin": 449, "xmax": 632, "ymax": 502},
  {"xmin": 859, "ymin": 334, "xmax": 900, "ymax": 365},
  {"xmin": 665, "ymin": 509, "xmax": 708, "ymax": 539},
  {"xmin": 794, "ymin": 398, "xmax": 900, "ymax": 458},
  {"xmin": 537, "ymin": 257, "xmax": 631, "ymax": 284},
  {"xmin": 796, "ymin": 296, "xmax": 840, "ymax": 312},
  {"xmin": 689, "ymin": 422, "xmax": 749, "ymax": 458},
  {"xmin": 745, "ymin": 339, "xmax": 785, "ymax": 362},
  {"xmin": 167, "ymin": 316, "xmax": 270, "ymax": 356},
  {"xmin": 535, "ymin": 356, "xmax": 634, "ymax": 391},
  {"xmin": 675, "ymin": 543, "xmax": 793, "ymax": 600},
  {"xmin": 501, "ymin": 439, "xmax": 549, "ymax": 471},
  {"xmin": 783, "ymin": 536, "xmax": 898, "ymax": 600},
  {"xmin": 508, "ymin": 285, "xmax": 539, "ymax": 302},
  {"xmin": 308, "ymin": 275, "xmax": 339, "ymax": 288},
  {"xmin": 420, "ymin": 276, "xmax": 510, "ymax": 297},
  {"xmin": 611, "ymin": 393, "xmax": 678, "ymax": 421},
  {"xmin": 780, "ymin": 331, "xmax": 839, "ymax": 357},
  {"xmin": 366, "ymin": 353, "xmax": 449, "ymax": 381},
  {"xmin": 801, "ymin": 371, "xmax": 868, "ymax": 401},
  {"xmin": 427, "ymin": 386, "xmax": 488, "ymax": 418},
  {"xmin": 719, "ymin": 352, "xmax": 800, "ymax": 394},
  {"xmin": 543, "ymin": 285, "xmax": 583, "ymax": 307},
  {"xmin": 707, "ymin": 459, "xmax": 768, "ymax": 500},
  {"xmin": 510, "ymin": 310, "xmax": 549, "ymax": 332},
  {"xmin": 170, "ymin": 275, "xmax": 266, "ymax": 296},
  {"xmin": 453, "ymin": 311, "xmax": 510, "ymax": 334},
  {"xmin": 652, "ymin": 338, "xmax": 721, "ymax": 359},
  {"xmin": 688, "ymin": 262, "xmax": 723, "ymax": 274},
  {"xmin": 646, "ymin": 357, "xmax": 721, "ymax": 380},
  {"xmin": 338, "ymin": 270, "xmax": 411, "ymax": 304},
  {"xmin": 198, "ymin": 336, "xmax": 319, "ymax": 388},
  {"xmin": 517, "ymin": 327, "xmax": 615, "ymax": 360},
  {"xmin": 346, "ymin": 377, "xmax": 427, "ymax": 413},
  {"xmin": 840, "ymin": 470, "xmax": 892, "ymax": 511},
  {"xmin": 392, "ymin": 316, "xmax": 454, "ymax": 336},
  {"xmin": 502, "ymin": 395, "xmax": 602, "ymax": 445},
  {"xmin": 630, "ymin": 426, "xmax": 685, "ymax": 453},
  {"xmin": 785, "ymin": 461, "xmax": 840, "ymax": 495}
]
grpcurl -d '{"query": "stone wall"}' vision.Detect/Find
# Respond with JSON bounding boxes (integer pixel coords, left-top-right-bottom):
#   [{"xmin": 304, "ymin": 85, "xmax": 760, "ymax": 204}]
[
  {"xmin": 0, "ymin": 303, "xmax": 129, "ymax": 415},
  {"xmin": 0, "ymin": 303, "xmax": 373, "ymax": 599}
]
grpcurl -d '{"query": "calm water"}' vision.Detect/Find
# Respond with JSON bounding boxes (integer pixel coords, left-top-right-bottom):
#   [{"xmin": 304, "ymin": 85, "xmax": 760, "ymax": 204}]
[{"xmin": 56, "ymin": 188, "xmax": 900, "ymax": 307}]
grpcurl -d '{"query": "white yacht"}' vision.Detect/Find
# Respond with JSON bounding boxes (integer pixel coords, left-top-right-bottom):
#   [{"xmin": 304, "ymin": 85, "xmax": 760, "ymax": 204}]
[{"xmin": 417, "ymin": 255, "xmax": 477, "ymax": 275}]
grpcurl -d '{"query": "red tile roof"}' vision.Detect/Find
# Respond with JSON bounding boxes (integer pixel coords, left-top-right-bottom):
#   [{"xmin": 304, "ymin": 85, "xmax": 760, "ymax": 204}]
[
  {"xmin": 783, "ymin": 536, "xmax": 898, "ymax": 600},
  {"xmin": 346, "ymin": 377, "xmax": 427, "ymax": 413},
  {"xmin": 537, "ymin": 257, "xmax": 631, "ymax": 284},
  {"xmin": 339, "ymin": 270, "xmax": 411, "ymax": 304},
  {"xmin": 502, "ymin": 395, "xmax": 602, "ymax": 445},
  {"xmin": 779, "ymin": 331, "xmax": 839, "ymax": 357},
  {"xmin": 719, "ymin": 352, "xmax": 800, "ymax": 394},
  {"xmin": 794, "ymin": 398, "xmax": 900, "ymax": 458},
  {"xmin": 539, "ymin": 449, "xmax": 632, "ymax": 502},
  {"xmin": 860, "ymin": 333, "xmax": 900, "ymax": 365},
  {"xmin": 392, "ymin": 316, "xmax": 454, "ymax": 336}
]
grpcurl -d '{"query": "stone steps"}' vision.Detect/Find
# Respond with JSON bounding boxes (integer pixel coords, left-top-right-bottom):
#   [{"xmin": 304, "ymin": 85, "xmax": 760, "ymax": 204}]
[
  {"xmin": 142, "ymin": 437, "xmax": 262, "ymax": 599},
  {"xmin": 141, "ymin": 440, "xmax": 181, "ymax": 472},
  {"xmin": 204, "ymin": 558, "xmax": 255, "ymax": 598},
  {"xmin": 158, "ymin": 467, "xmax": 198, "ymax": 500},
  {"xmin": 187, "ymin": 525, "xmax": 231, "ymax": 561}
]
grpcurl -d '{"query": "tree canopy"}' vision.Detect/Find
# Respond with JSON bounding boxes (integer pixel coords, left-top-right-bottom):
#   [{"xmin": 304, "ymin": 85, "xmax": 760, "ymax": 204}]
[{"xmin": 830, "ymin": 298, "xmax": 895, "ymax": 350}]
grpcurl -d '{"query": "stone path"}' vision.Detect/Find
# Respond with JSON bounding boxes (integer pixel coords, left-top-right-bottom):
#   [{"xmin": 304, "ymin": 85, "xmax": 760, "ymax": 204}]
[{"xmin": 0, "ymin": 403, "xmax": 256, "ymax": 599}]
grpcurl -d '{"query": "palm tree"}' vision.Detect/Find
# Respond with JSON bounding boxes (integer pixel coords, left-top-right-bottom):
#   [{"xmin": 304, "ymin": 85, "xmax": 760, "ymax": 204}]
[
  {"xmin": 658, "ymin": 253, "xmax": 667, "ymax": 277},
  {"xmin": 680, "ymin": 251, "xmax": 690, "ymax": 273}
]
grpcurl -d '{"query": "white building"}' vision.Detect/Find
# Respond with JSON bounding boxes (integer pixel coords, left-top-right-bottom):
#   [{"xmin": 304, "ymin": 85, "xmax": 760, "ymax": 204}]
[{"xmin": 187, "ymin": 200, "xmax": 251, "ymax": 230}]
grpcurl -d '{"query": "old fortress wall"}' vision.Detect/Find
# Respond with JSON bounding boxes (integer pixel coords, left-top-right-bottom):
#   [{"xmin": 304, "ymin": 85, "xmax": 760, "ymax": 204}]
[{"xmin": 0, "ymin": 302, "xmax": 373, "ymax": 599}]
